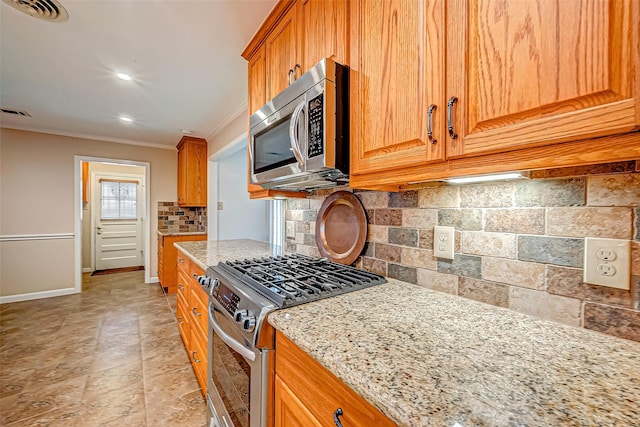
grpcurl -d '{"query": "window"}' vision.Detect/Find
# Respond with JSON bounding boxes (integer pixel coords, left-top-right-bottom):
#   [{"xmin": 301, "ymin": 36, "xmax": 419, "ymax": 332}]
[{"xmin": 100, "ymin": 180, "xmax": 137, "ymax": 219}]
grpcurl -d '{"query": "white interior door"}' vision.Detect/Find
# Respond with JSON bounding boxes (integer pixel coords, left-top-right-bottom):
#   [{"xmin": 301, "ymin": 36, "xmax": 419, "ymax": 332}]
[{"xmin": 93, "ymin": 174, "xmax": 144, "ymax": 270}]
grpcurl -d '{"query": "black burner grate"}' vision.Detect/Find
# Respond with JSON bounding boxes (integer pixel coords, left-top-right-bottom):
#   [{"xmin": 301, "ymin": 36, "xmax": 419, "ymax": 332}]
[{"xmin": 216, "ymin": 254, "xmax": 386, "ymax": 307}]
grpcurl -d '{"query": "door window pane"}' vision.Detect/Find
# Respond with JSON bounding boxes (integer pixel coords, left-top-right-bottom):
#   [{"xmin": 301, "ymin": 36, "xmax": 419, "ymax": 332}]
[{"xmin": 101, "ymin": 181, "xmax": 137, "ymax": 219}]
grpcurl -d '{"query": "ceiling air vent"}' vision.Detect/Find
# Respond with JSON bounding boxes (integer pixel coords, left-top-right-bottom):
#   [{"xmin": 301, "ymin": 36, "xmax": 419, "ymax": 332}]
[
  {"xmin": 2, "ymin": 0, "xmax": 68, "ymax": 22},
  {"xmin": 1, "ymin": 108, "xmax": 32, "ymax": 117}
]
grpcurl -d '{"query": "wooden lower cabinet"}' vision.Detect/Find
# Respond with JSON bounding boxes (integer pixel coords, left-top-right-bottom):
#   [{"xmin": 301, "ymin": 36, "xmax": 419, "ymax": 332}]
[
  {"xmin": 175, "ymin": 248, "xmax": 208, "ymax": 396},
  {"xmin": 275, "ymin": 377, "xmax": 323, "ymax": 427},
  {"xmin": 275, "ymin": 331, "xmax": 396, "ymax": 427},
  {"xmin": 189, "ymin": 323, "xmax": 208, "ymax": 393},
  {"xmin": 157, "ymin": 234, "xmax": 206, "ymax": 293}
]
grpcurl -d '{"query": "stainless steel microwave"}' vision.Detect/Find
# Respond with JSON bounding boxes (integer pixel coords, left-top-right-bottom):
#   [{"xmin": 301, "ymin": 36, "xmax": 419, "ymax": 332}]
[{"xmin": 249, "ymin": 58, "xmax": 349, "ymax": 192}]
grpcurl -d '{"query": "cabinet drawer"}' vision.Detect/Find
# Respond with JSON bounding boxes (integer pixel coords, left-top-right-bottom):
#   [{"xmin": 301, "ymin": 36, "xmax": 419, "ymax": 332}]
[
  {"xmin": 189, "ymin": 283, "xmax": 208, "ymax": 338},
  {"xmin": 276, "ymin": 331, "xmax": 396, "ymax": 427},
  {"xmin": 189, "ymin": 261, "xmax": 204, "ymax": 280},
  {"xmin": 176, "ymin": 251, "xmax": 191, "ymax": 275},
  {"xmin": 189, "ymin": 325, "xmax": 208, "ymax": 394},
  {"xmin": 176, "ymin": 297, "xmax": 190, "ymax": 348},
  {"xmin": 177, "ymin": 268, "xmax": 190, "ymax": 302}
]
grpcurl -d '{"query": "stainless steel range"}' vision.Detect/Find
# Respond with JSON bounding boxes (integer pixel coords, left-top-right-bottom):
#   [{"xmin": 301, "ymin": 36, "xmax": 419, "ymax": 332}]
[{"xmin": 198, "ymin": 254, "xmax": 386, "ymax": 427}]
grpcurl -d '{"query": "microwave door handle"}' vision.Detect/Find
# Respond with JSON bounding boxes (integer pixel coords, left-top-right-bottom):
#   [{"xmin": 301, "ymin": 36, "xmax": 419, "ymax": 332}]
[
  {"xmin": 289, "ymin": 101, "xmax": 305, "ymax": 168},
  {"xmin": 208, "ymin": 302, "xmax": 256, "ymax": 362}
]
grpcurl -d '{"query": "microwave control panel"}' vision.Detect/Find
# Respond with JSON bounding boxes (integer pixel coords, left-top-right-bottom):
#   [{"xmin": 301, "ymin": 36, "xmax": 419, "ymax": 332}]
[{"xmin": 307, "ymin": 94, "xmax": 324, "ymax": 158}]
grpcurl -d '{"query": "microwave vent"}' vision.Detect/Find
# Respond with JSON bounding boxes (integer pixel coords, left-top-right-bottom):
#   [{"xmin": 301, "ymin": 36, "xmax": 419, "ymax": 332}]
[
  {"xmin": 0, "ymin": 108, "xmax": 32, "ymax": 117},
  {"xmin": 2, "ymin": 0, "xmax": 68, "ymax": 22}
]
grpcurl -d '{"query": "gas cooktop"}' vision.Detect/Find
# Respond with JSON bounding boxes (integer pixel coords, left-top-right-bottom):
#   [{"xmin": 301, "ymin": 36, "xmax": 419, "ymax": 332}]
[{"xmin": 216, "ymin": 254, "xmax": 387, "ymax": 308}]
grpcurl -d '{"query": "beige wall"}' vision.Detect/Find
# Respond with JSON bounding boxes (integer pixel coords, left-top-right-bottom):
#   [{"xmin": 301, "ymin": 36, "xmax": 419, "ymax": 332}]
[
  {"xmin": 208, "ymin": 111, "xmax": 247, "ymax": 158},
  {"xmin": 81, "ymin": 162, "xmax": 146, "ymax": 270},
  {"xmin": 0, "ymin": 128, "xmax": 176, "ymax": 299}
]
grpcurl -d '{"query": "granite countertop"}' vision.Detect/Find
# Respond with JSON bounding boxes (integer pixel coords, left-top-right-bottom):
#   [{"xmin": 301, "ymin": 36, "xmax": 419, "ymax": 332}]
[
  {"xmin": 269, "ymin": 279, "xmax": 640, "ymax": 427},
  {"xmin": 174, "ymin": 239, "xmax": 281, "ymax": 271},
  {"xmin": 157, "ymin": 230, "xmax": 207, "ymax": 237}
]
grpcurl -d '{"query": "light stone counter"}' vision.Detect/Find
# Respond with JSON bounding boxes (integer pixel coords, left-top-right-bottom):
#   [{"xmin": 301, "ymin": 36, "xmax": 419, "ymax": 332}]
[
  {"xmin": 268, "ymin": 279, "xmax": 640, "ymax": 427},
  {"xmin": 174, "ymin": 239, "xmax": 281, "ymax": 271},
  {"xmin": 157, "ymin": 230, "xmax": 207, "ymax": 237}
]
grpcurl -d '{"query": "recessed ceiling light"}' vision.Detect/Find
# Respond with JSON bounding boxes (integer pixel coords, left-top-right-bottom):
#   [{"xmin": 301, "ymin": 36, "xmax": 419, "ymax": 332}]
[
  {"xmin": 119, "ymin": 116, "xmax": 134, "ymax": 123},
  {"xmin": 116, "ymin": 72, "xmax": 132, "ymax": 81}
]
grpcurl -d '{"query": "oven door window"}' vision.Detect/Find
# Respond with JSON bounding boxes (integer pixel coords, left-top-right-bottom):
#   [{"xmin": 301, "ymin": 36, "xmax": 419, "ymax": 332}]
[
  {"xmin": 253, "ymin": 119, "xmax": 296, "ymax": 174},
  {"xmin": 212, "ymin": 329, "xmax": 251, "ymax": 427}
]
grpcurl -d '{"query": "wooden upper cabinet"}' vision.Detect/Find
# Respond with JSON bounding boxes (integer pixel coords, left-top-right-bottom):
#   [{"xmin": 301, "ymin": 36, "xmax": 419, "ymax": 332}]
[
  {"xmin": 265, "ymin": 5, "xmax": 298, "ymax": 101},
  {"xmin": 177, "ymin": 136, "xmax": 207, "ymax": 207},
  {"xmin": 299, "ymin": 0, "xmax": 348, "ymax": 71},
  {"xmin": 349, "ymin": 0, "xmax": 445, "ymax": 176},
  {"xmin": 248, "ymin": 45, "xmax": 267, "ymax": 116},
  {"xmin": 446, "ymin": 0, "xmax": 640, "ymax": 159}
]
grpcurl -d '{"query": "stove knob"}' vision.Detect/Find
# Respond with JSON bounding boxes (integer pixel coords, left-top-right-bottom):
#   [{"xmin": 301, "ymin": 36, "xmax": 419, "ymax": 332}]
[
  {"xmin": 197, "ymin": 275, "xmax": 211, "ymax": 287},
  {"xmin": 233, "ymin": 309, "xmax": 248, "ymax": 323},
  {"xmin": 243, "ymin": 316, "xmax": 256, "ymax": 332}
]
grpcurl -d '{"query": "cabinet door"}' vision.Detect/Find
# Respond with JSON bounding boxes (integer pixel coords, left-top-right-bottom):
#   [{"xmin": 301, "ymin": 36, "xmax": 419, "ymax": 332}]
[
  {"xmin": 247, "ymin": 45, "xmax": 268, "ymax": 195},
  {"xmin": 248, "ymin": 45, "xmax": 267, "ymax": 115},
  {"xmin": 275, "ymin": 376, "xmax": 323, "ymax": 427},
  {"xmin": 299, "ymin": 0, "xmax": 348, "ymax": 72},
  {"xmin": 265, "ymin": 5, "xmax": 298, "ymax": 100},
  {"xmin": 182, "ymin": 141, "xmax": 207, "ymax": 206},
  {"xmin": 177, "ymin": 145, "xmax": 187, "ymax": 205},
  {"xmin": 349, "ymin": 0, "xmax": 445, "ymax": 176},
  {"xmin": 446, "ymin": 0, "xmax": 639, "ymax": 159}
]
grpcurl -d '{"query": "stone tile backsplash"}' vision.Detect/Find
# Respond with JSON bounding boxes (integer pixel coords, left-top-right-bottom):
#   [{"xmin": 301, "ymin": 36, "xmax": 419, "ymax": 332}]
[
  {"xmin": 157, "ymin": 202, "xmax": 207, "ymax": 233},
  {"xmin": 285, "ymin": 168, "xmax": 640, "ymax": 343}
]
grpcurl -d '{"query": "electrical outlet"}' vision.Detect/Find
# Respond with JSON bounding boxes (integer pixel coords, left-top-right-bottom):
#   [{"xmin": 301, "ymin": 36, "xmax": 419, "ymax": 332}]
[
  {"xmin": 433, "ymin": 226, "xmax": 455, "ymax": 260},
  {"xmin": 217, "ymin": 201, "xmax": 223, "ymax": 211},
  {"xmin": 583, "ymin": 237, "xmax": 630, "ymax": 290}
]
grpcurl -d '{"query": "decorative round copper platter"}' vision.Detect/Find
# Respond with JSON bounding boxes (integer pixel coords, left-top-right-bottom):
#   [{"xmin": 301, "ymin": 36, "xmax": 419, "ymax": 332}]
[{"xmin": 315, "ymin": 191, "xmax": 367, "ymax": 265}]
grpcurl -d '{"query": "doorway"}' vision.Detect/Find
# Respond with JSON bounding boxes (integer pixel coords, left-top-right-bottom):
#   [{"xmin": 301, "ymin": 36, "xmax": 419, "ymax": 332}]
[
  {"xmin": 74, "ymin": 156, "xmax": 151, "ymax": 290},
  {"xmin": 92, "ymin": 170, "xmax": 145, "ymax": 271}
]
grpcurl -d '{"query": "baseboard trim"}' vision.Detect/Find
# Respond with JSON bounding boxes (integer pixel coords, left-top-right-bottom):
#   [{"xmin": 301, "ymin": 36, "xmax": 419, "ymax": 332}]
[
  {"xmin": 82, "ymin": 268, "xmax": 93, "ymax": 273},
  {"xmin": 0, "ymin": 287, "xmax": 78, "ymax": 304},
  {"xmin": 146, "ymin": 276, "xmax": 160, "ymax": 284}
]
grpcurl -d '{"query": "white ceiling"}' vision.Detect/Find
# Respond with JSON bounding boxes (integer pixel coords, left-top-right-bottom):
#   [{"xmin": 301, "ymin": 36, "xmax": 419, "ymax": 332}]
[{"xmin": 0, "ymin": 0, "xmax": 276, "ymax": 148}]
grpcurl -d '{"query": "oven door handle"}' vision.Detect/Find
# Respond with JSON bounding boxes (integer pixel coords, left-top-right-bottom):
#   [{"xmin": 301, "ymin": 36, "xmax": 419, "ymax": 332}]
[
  {"xmin": 288, "ymin": 100, "xmax": 305, "ymax": 168},
  {"xmin": 208, "ymin": 303, "xmax": 257, "ymax": 362}
]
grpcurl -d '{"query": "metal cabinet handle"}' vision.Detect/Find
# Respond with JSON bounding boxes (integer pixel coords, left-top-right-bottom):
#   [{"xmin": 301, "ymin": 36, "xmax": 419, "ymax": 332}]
[
  {"xmin": 287, "ymin": 68, "xmax": 294, "ymax": 85},
  {"xmin": 178, "ymin": 283, "xmax": 184, "ymax": 290},
  {"xmin": 293, "ymin": 64, "xmax": 301, "ymax": 80},
  {"xmin": 178, "ymin": 258, "xmax": 184, "ymax": 263},
  {"xmin": 447, "ymin": 96, "xmax": 458, "ymax": 139},
  {"xmin": 192, "ymin": 307, "xmax": 201, "ymax": 317},
  {"xmin": 333, "ymin": 408, "xmax": 344, "ymax": 427},
  {"xmin": 427, "ymin": 104, "xmax": 437, "ymax": 144},
  {"xmin": 177, "ymin": 316, "xmax": 183, "ymax": 325},
  {"xmin": 192, "ymin": 273, "xmax": 199, "ymax": 279},
  {"xmin": 191, "ymin": 351, "xmax": 201, "ymax": 363}
]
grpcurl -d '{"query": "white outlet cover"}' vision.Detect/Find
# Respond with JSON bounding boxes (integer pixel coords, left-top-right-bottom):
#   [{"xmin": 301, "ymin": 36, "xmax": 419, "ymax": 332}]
[
  {"xmin": 583, "ymin": 237, "xmax": 630, "ymax": 290},
  {"xmin": 433, "ymin": 226, "xmax": 455, "ymax": 260}
]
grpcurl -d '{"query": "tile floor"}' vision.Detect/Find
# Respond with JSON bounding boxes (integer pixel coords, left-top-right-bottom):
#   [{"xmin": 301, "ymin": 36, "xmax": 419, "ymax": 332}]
[{"xmin": 0, "ymin": 271, "xmax": 207, "ymax": 426}]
